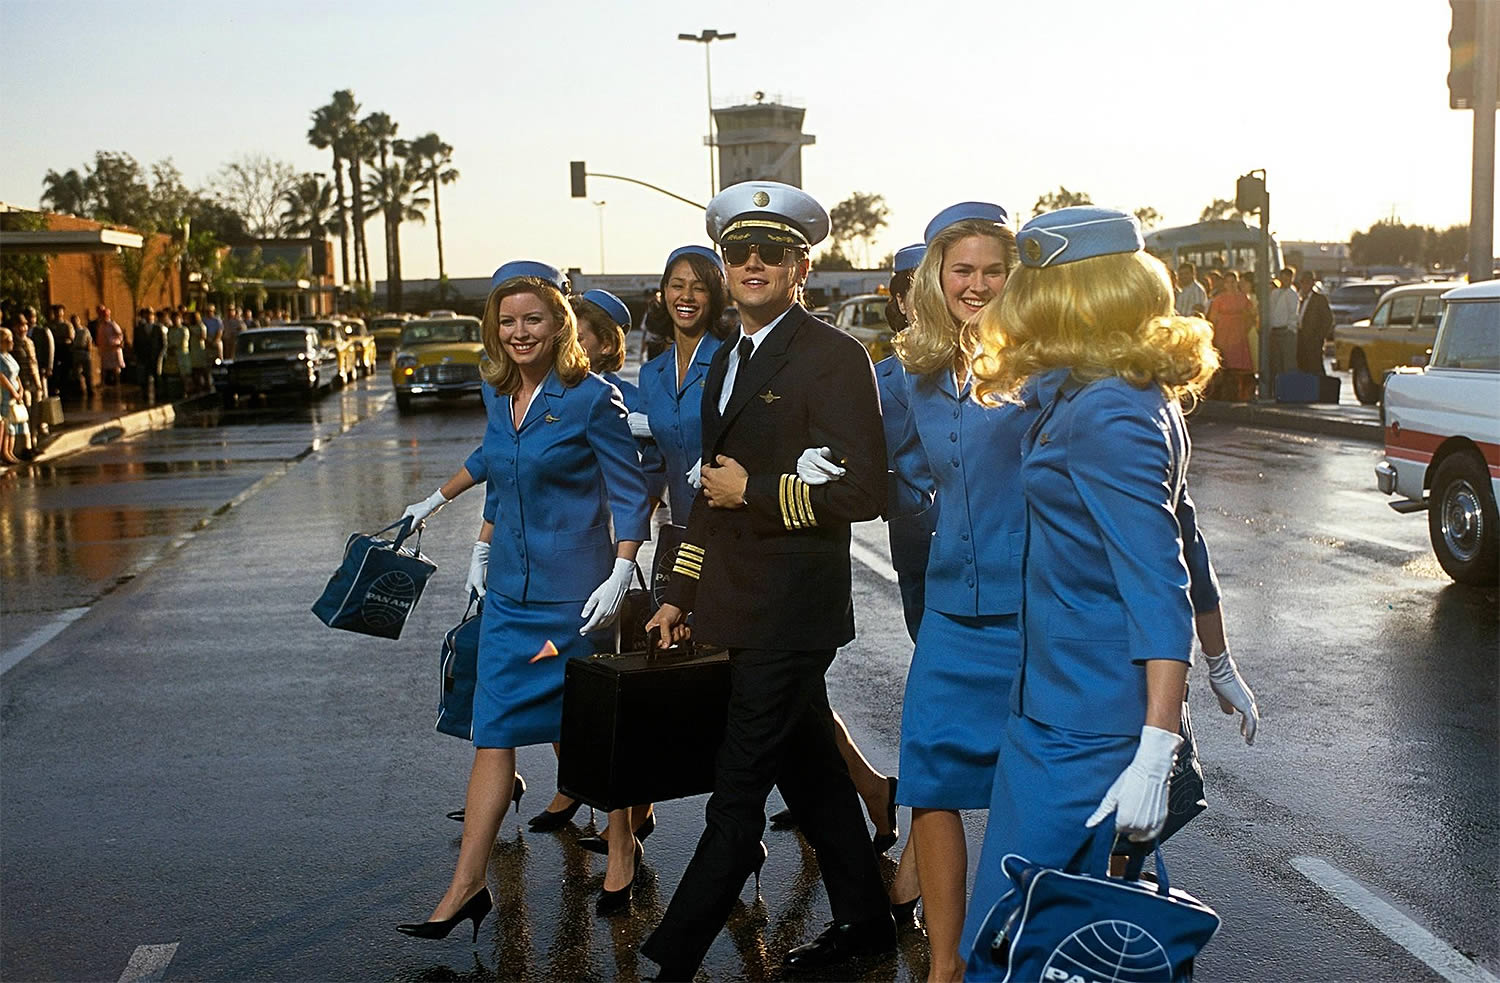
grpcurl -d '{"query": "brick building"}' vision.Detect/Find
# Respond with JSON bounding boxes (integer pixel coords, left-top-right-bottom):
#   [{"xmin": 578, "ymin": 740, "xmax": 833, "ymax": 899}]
[{"xmin": 1, "ymin": 206, "xmax": 180, "ymax": 317}]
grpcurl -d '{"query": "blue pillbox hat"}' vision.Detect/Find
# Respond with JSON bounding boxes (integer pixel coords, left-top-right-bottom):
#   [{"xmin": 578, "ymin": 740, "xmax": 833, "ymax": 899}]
[
  {"xmin": 1017, "ymin": 206, "xmax": 1144, "ymax": 268},
  {"xmin": 666, "ymin": 244, "xmax": 725, "ymax": 274},
  {"xmin": 580, "ymin": 288, "xmax": 632, "ymax": 330},
  {"xmin": 923, "ymin": 201, "xmax": 1009, "ymax": 245},
  {"xmin": 893, "ymin": 243, "xmax": 926, "ymax": 273},
  {"xmin": 489, "ymin": 260, "xmax": 569, "ymax": 293}
]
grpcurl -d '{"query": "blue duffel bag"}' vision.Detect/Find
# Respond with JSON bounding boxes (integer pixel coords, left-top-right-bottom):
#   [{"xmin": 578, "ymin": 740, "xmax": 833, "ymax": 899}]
[
  {"xmin": 967, "ymin": 829, "xmax": 1221, "ymax": 982},
  {"xmin": 312, "ymin": 517, "xmax": 437, "ymax": 640},
  {"xmin": 436, "ymin": 591, "xmax": 482, "ymax": 739}
]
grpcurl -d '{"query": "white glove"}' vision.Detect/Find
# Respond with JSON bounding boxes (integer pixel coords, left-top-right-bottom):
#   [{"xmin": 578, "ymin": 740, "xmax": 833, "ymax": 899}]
[
  {"xmin": 796, "ymin": 446, "xmax": 845, "ymax": 485},
  {"xmin": 1204, "ymin": 649, "xmax": 1259, "ymax": 746},
  {"xmin": 1086, "ymin": 725, "xmax": 1183, "ymax": 842},
  {"xmin": 402, "ymin": 488, "xmax": 449, "ymax": 527},
  {"xmin": 686, "ymin": 458, "xmax": 703, "ymax": 489},
  {"xmin": 580, "ymin": 557, "xmax": 636, "ymax": 635},
  {"xmin": 627, "ymin": 411, "xmax": 653, "ymax": 439},
  {"xmin": 466, "ymin": 541, "xmax": 490, "ymax": 597}
]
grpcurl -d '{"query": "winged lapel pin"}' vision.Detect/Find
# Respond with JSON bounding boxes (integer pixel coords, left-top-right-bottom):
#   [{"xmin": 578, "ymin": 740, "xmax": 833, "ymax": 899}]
[
  {"xmin": 759, "ymin": 390, "xmax": 781, "ymax": 404},
  {"xmin": 544, "ymin": 412, "xmax": 561, "ymax": 423}
]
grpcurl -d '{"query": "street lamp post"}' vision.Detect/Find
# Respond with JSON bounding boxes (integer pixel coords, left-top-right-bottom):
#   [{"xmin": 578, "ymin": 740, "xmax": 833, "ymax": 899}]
[
  {"xmin": 593, "ymin": 200, "xmax": 607, "ymax": 274},
  {"xmin": 678, "ymin": 28, "xmax": 735, "ymax": 199}
]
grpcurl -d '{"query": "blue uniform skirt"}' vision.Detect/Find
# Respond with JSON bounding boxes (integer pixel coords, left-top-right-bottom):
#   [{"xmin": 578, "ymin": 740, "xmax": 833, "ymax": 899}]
[
  {"xmin": 472, "ymin": 590, "xmax": 600, "ymax": 749},
  {"xmin": 960, "ymin": 712, "xmax": 1138, "ymax": 960},
  {"xmin": 896, "ymin": 611, "xmax": 1020, "ymax": 810}
]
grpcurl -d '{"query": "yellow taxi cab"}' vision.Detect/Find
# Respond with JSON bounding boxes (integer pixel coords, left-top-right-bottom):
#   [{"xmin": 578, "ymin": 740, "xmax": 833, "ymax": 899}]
[
  {"xmin": 833, "ymin": 293, "xmax": 896, "ymax": 363},
  {"xmin": 338, "ymin": 317, "xmax": 378, "ymax": 376},
  {"xmin": 391, "ymin": 316, "xmax": 485, "ymax": 414},
  {"xmin": 303, "ymin": 320, "xmax": 359, "ymax": 386},
  {"xmin": 369, "ymin": 313, "xmax": 411, "ymax": 357},
  {"xmin": 1334, "ymin": 281, "xmax": 1462, "ymax": 404}
]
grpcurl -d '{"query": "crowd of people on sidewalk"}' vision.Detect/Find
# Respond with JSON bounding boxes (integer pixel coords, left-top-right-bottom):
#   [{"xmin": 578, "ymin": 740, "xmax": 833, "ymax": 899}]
[{"xmin": 1171, "ymin": 262, "xmax": 1334, "ymax": 400}]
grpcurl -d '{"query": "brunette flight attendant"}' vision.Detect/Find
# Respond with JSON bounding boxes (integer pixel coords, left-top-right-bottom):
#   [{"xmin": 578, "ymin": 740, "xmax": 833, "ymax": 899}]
[
  {"xmin": 962, "ymin": 207, "xmax": 1255, "ymax": 970},
  {"xmin": 396, "ymin": 261, "xmax": 651, "ymax": 937}
]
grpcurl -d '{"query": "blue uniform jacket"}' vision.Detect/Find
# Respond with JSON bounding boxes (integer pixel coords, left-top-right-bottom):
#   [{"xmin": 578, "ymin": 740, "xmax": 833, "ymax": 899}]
[
  {"xmin": 876, "ymin": 357, "xmax": 936, "ymax": 633},
  {"xmin": 893, "ymin": 369, "xmax": 1034, "ymax": 617},
  {"xmin": 1011, "ymin": 369, "xmax": 1196, "ymax": 738},
  {"xmin": 463, "ymin": 370, "xmax": 651, "ymax": 603},
  {"xmin": 639, "ymin": 334, "xmax": 721, "ymax": 524},
  {"xmin": 604, "ymin": 370, "xmax": 667, "ymax": 505}
]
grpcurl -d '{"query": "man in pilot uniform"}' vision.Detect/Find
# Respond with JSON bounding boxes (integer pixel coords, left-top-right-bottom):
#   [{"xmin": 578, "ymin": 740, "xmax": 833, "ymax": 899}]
[{"xmin": 643, "ymin": 182, "xmax": 896, "ymax": 977}]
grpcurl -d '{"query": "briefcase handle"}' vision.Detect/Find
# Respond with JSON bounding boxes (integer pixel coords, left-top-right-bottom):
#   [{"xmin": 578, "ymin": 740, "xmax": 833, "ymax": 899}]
[{"xmin": 375, "ymin": 515, "xmax": 424, "ymax": 555}]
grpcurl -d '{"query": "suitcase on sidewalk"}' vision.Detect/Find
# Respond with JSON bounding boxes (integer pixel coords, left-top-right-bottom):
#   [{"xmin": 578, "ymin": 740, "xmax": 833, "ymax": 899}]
[
  {"xmin": 1275, "ymin": 371, "xmax": 1342, "ymax": 404},
  {"xmin": 35, "ymin": 396, "xmax": 64, "ymax": 426},
  {"xmin": 558, "ymin": 642, "xmax": 730, "ymax": 811}
]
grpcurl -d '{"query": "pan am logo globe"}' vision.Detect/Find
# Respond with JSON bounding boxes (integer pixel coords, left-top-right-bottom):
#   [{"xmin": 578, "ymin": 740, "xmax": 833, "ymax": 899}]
[
  {"xmin": 362, "ymin": 570, "xmax": 418, "ymax": 630},
  {"xmin": 1042, "ymin": 920, "xmax": 1171, "ymax": 983}
]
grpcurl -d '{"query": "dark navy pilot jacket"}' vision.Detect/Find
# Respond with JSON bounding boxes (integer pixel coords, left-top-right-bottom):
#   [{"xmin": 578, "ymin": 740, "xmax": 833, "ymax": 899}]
[
  {"xmin": 463, "ymin": 370, "xmax": 650, "ymax": 604},
  {"xmin": 1011, "ymin": 369, "xmax": 1199, "ymax": 738}
]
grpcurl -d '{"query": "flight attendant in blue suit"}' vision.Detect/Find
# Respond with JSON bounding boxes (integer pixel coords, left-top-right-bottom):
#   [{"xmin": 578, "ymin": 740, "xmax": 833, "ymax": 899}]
[
  {"xmin": 962, "ymin": 208, "xmax": 1237, "ymax": 973},
  {"xmin": 637, "ymin": 245, "xmax": 728, "ymax": 524},
  {"xmin": 395, "ymin": 261, "xmax": 651, "ymax": 939},
  {"xmin": 573, "ymin": 287, "xmax": 667, "ymax": 505}
]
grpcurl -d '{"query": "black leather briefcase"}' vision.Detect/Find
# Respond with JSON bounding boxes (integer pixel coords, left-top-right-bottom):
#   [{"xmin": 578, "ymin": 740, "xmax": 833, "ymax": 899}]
[{"xmin": 558, "ymin": 641, "xmax": 730, "ymax": 811}]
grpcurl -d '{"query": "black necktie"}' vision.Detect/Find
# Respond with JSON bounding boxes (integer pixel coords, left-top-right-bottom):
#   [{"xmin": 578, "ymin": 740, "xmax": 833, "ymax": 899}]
[{"xmin": 728, "ymin": 336, "xmax": 755, "ymax": 405}]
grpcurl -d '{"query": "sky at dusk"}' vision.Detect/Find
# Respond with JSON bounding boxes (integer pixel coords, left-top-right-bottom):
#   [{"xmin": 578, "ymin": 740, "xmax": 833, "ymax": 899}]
[{"xmin": 0, "ymin": 0, "xmax": 1484, "ymax": 281}]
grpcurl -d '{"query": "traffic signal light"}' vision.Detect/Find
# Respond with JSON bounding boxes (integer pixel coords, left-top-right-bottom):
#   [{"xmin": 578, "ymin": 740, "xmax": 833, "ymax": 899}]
[
  {"xmin": 1450, "ymin": 0, "xmax": 1477, "ymax": 109},
  {"xmin": 570, "ymin": 161, "xmax": 587, "ymax": 198},
  {"xmin": 1235, "ymin": 173, "xmax": 1266, "ymax": 214}
]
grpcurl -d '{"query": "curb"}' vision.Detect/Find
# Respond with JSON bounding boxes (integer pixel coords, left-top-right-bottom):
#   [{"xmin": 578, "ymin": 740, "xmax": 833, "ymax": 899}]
[
  {"xmin": 1188, "ymin": 400, "xmax": 1382, "ymax": 444},
  {"xmin": 34, "ymin": 394, "xmax": 216, "ymax": 463}
]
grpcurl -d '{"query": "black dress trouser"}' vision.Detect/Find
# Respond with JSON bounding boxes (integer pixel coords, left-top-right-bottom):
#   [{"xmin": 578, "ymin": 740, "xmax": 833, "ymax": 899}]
[{"xmin": 642, "ymin": 646, "xmax": 888, "ymax": 971}]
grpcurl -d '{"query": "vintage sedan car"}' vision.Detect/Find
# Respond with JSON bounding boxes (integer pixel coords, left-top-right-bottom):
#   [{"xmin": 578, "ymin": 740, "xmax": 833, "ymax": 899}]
[
  {"xmin": 833, "ymin": 293, "xmax": 896, "ymax": 363},
  {"xmin": 220, "ymin": 327, "xmax": 340, "ymax": 405},
  {"xmin": 390, "ymin": 316, "xmax": 485, "ymax": 414},
  {"xmin": 368, "ymin": 314, "xmax": 411, "ymax": 357},
  {"xmin": 1328, "ymin": 278, "xmax": 1401, "ymax": 326},
  {"xmin": 303, "ymin": 320, "xmax": 359, "ymax": 386},
  {"xmin": 1376, "ymin": 280, "xmax": 1499, "ymax": 585},
  {"xmin": 338, "ymin": 318, "xmax": 377, "ymax": 376},
  {"xmin": 1334, "ymin": 281, "xmax": 1462, "ymax": 404}
]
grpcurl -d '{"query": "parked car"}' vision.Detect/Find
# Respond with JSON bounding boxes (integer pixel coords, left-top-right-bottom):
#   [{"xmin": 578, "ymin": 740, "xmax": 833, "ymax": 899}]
[
  {"xmin": 220, "ymin": 327, "xmax": 340, "ymax": 405},
  {"xmin": 303, "ymin": 320, "xmax": 359, "ymax": 386},
  {"xmin": 1328, "ymin": 279, "xmax": 1403, "ymax": 325},
  {"xmin": 425, "ymin": 309, "xmax": 460, "ymax": 319},
  {"xmin": 1333, "ymin": 281, "xmax": 1462, "ymax": 404},
  {"xmin": 369, "ymin": 314, "xmax": 411, "ymax": 357},
  {"xmin": 338, "ymin": 318, "xmax": 378, "ymax": 376},
  {"xmin": 1376, "ymin": 280, "xmax": 1499, "ymax": 585},
  {"xmin": 391, "ymin": 316, "xmax": 485, "ymax": 414},
  {"xmin": 833, "ymin": 293, "xmax": 896, "ymax": 362}
]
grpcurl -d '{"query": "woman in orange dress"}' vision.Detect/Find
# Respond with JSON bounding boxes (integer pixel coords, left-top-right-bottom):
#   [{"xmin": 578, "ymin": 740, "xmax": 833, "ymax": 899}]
[{"xmin": 1207, "ymin": 270, "xmax": 1255, "ymax": 397}]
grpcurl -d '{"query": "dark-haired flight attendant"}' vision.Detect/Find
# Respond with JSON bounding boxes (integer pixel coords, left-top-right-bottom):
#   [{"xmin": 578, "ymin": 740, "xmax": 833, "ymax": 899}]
[{"xmin": 395, "ymin": 260, "xmax": 650, "ymax": 938}]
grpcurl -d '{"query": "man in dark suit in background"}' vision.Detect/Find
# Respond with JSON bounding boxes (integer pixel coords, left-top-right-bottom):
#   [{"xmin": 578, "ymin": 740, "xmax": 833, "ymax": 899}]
[
  {"xmin": 1295, "ymin": 270, "xmax": 1334, "ymax": 375},
  {"xmin": 643, "ymin": 182, "xmax": 895, "ymax": 978}
]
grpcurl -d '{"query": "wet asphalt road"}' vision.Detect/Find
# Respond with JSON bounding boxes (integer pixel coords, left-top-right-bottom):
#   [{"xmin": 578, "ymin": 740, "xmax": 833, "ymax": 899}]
[{"xmin": 1, "ymin": 371, "xmax": 1495, "ymax": 983}]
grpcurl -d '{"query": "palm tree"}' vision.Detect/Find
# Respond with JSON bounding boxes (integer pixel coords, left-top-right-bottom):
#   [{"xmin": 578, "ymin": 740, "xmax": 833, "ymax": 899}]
[
  {"xmin": 402, "ymin": 133, "xmax": 460, "ymax": 288},
  {"xmin": 40, "ymin": 168, "xmax": 89, "ymax": 215},
  {"xmin": 307, "ymin": 90, "xmax": 358, "ymax": 288},
  {"xmin": 364, "ymin": 160, "xmax": 429, "ymax": 312},
  {"xmin": 362, "ymin": 112, "xmax": 399, "ymax": 292},
  {"xmin": 279, "ymin": 173, "xmax": 336, "ymax": 239},
  {"xmin": 344, "ymin": 118, "xmax": 375, "ymax": 292}
]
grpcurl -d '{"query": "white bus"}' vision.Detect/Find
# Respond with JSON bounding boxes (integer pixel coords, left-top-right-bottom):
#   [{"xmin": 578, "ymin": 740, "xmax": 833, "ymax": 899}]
[{"xmin": 1144, "ymin": 220, "xmax": 1283, "ymax": 276}]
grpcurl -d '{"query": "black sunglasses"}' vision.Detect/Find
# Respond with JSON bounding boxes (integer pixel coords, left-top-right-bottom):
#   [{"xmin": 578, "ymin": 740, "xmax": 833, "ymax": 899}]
[{"xmin": 722, "ymin": 242, "xmax": 798, "ymax": 267}]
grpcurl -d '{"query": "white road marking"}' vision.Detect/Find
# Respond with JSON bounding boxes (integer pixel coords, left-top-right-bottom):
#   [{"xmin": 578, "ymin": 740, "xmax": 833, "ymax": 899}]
[
  {"xmin": 849, "ymin": 538, "xmax": 898, "ymax": 584},
  {"xmin": 1320, "ymin": 524, "xmax": 1426, "ymax": 554},
  {"xmin": 1292, "ymin": 857, "xmax": 1497, "ymax": 983},
  {"xmin": 117, "ymin": 942, "xmax": 178, "ymax": 983},
  {"xmin": 0, "ymin": 607, "xmax": 89, "ymax": 677}
]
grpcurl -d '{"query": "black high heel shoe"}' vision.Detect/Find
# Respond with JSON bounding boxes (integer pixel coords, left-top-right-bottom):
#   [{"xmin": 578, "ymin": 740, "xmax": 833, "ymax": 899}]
[
  {"xmin": 396, "ymin": 886, "xmax": 493, "ymax": 942},
  {"xmin": 446, "ymin": 774, "xmax": 526, "ymax": 823},
  {"xmin": 526, "ymin": 796, "xmax": 583, "ymax": 832},
  {"xmin": 871, "ymin": 776, "xmax": 899, "ymax": 855},
  {"xmin": 751, "ymin": 841, "xmax": 768, "ymax": 897},
  {"xmin": 578, "ymin": 810, "xmax": 656, "ymax": 854},
  {"xmin": 891, "ymin": 894, "xmax": 922, "ymax": 933},
  {"xmin": 595, "ymin": 836, "xmax": 644, "ymax": 916}
]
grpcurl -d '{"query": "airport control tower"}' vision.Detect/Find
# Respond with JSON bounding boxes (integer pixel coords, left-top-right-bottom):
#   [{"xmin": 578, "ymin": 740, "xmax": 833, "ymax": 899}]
[{"xmin": 712, "ymin": 94, "xmax": 816, "ymax": 189}]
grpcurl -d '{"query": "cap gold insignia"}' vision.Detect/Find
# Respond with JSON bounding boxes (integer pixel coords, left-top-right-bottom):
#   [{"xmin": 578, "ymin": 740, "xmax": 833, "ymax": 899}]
[
  {"xmin": 759, "ymin": 390, "xmax": 781, "ymax": 404},
  {"xmin": 1023, "ymin": 239, "xmax": 1043, "ymax": 263},
  {"xmin": 752, "ymin": 190, "xmax": 770, "ymax": 207}
]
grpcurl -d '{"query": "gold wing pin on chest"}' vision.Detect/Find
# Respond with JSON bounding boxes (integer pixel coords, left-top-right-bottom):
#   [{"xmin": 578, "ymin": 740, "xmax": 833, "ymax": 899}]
[
  {"xmin": 758, "ymin": 390, "xmax": 781, "ymax": 404},
  {"xmin": 544, "ymin": 412, "xmax": 561, "ymax": 423}
]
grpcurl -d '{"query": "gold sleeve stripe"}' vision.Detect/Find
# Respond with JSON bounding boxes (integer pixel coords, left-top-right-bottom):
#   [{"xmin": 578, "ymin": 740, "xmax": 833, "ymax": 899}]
[
  {"xmin": 678, "ymin": 544, "xmax": 705, "ymax": 558},
  {"xmin": 799, "ymin": 478, "xmax": 817, "ymax": 528},
  {"xmin": 674, "ymin": 555, "xmax": 703, "ymax": 572},
  {"xmin": 672, "ymin": 557, "xmax": 701, "ymax": 579},
  {"xmin": 779, "ymin": 474, "xmax": 798, "ymax": 530}
]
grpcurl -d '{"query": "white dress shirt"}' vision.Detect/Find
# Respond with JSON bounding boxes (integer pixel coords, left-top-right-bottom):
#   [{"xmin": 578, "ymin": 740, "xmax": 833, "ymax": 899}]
[{"xmin": 718, "ymin": 306, "xmax": 793, "ymax": 414}]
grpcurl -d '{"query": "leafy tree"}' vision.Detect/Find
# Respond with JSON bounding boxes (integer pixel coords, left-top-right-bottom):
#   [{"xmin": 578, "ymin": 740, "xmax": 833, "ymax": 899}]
[
  {"xmin": 364, "ymin": 159, "xmax": 429, "ymax": 311},
  {"xmin": 188, "ymin": 198, "xmax": 249, "ymax": 242},
  {"xmin": 308, "ymin": 92, "xmax": 357, "ymax": 287},
  {"xmin": 1133, "ymin": 206, "xmax": 1162, "ymax": 230},
  {"xmin": 1032, "ymin": 186, "xmax": 1091, "ymax": 217},
  {"xmin": 1199, "ymin": 198, "xmax": 1246, "ymax": 223},
  {"xmin": 401, "ymin": 133, "xmax": 459, "ymax": 284},
  {"xmin": 79, "ymin": 151, "xmax": 153, "ymax": 226},
  {"xmin": 828, "ymin": 192, "xmax": 889, "ymax": 268},
  {"xmin": 210, "ymin": 154, "xmax": 298, "ymax": 237},
  {"xmin": 279, "ymin": 173, "xmax": 337, "ymax": 239},
  {"xmin": 815, "ymin": 242, "xmax": 855, "ymax": 271},
  {"xmin": 0, "ymin": 210, "xmax": 51, "ymax": 311},
  {"xmin": 1350, "ymin": 220, "xmax": 1427, "ymax": 267},
  {"xmin": 362, "ymin": 112, "xmax": 399, "ymax": 286},
  {"xmin": 1427, "ymin": 224, "xmax": 1469, "ymax": 270},
  {"xmin": 40, "ymin": 169, "xmax": 87, "ymax": 215}
]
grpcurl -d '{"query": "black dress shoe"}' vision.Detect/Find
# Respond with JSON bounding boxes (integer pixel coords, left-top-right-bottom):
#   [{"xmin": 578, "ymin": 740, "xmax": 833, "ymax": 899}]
[
  {"xmin": 768, "ymin": 807, "xmax": 798, "ymax": 829},
  {"xmin": 578, "ymin": 811, "xmax": 656, "ymax": 854},
  {"xmin": 782, "ymin": 915, "xmax": 897, "ymax": 971},
  {"xmin": 396, "ymin": 887, "xmax": 493, "ymax": 942},
  {"xmin": 595, "ymin": 836, "xmax": 644, "ymax": 916},
  {"xmin": 526, "ymin": 797, "xmax": 583, "ymax": 832},
  {"xmin": 890, "ymin": 895, "xmax": 922, "ymax": 933},
  {"xmin": 871, "ymin": 775, "xmax": 899, "ymax": 854},
  {"xmin": 446, "ymin": 774, "xmax": 526, "ymax": 823}
]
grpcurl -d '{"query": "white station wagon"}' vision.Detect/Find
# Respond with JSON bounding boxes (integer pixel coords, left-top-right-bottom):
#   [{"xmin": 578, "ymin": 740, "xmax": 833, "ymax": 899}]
[{"xmin": 1376, "ymin": 280, "xmax": 1500, "ymax": 585}]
